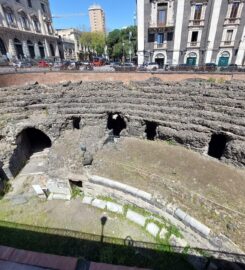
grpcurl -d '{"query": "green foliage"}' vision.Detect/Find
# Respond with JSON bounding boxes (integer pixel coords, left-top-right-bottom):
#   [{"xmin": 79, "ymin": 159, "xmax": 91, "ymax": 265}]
[
  {"xmin": 107, "ymin": 26, "xmax": 137, "ymax": 60},
  {"xmin": 71, "ymin": 185, "xmax": 83, "ymax": 199},
  {"xmin": 207, "ymin": 77, "xmax": 216, "ymax": 83},
  {"xmin": 80, "ymin": 31, "xmax": 106, "ymax": 56}
]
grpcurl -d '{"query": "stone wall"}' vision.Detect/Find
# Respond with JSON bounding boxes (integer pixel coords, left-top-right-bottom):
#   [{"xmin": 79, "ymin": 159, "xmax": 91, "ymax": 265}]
[
  {"xmin": 1, "ymin": 72, "xmax": 245, "ymax": 88},
  {"xmin": 0, "ymin": 79, "xmax": 244, "ymax": 172}
]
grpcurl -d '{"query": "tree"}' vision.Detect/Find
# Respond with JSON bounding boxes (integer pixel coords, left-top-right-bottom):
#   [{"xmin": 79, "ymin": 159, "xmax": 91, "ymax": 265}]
[
  {"xmin": 80, "ymin": 31, "xmax": 106, "ymax": 56},
  {"xmin": 106, "ymin": 26, "xmax": 137, "ymax": 61}
]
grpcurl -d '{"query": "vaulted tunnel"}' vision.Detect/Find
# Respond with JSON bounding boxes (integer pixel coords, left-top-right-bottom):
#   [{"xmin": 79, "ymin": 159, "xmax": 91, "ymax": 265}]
[
  {"xmin": 107, "ymin": 113, "xmax": 126, "ymax": 137},
  {"xmin": 208, "ymin": 133, "xmax": 227, "ymax": 159},
  {"xmin": 9, "ymin": 128, "xmax": 52, "ymax": 177},
  {"xmin": 145, "ymin": 121, "xmax": 158, "ymax": 140}
]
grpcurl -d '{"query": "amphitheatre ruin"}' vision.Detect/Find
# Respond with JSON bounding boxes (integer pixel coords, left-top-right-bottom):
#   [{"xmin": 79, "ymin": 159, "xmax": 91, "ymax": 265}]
[{"xmin": 0, "ymin": 72, "xmax": 245, "ymax": 269}]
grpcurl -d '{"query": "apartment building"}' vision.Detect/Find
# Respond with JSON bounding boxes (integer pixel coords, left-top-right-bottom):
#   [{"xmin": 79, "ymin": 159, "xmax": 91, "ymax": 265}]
[
  {"xmin": 0, "ymin": 0, "xmax": 60, "ymax": 60},
  {"xmin": 56, "ymin": 28, "xmax": 83, "ymax": 60},
  {"xmin": 137, "ymin": 0, "xmax": 245, "ymax": 67},
  {"xmin": 88, "ymin": 4, "xmax": 106, "ymax": 33}
]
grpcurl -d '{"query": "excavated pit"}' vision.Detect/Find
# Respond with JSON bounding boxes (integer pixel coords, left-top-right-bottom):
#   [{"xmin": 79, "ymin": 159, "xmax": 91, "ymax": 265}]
[{"xmin": 208, "ymin": 133, "xmax": 228, "ymax": 159}]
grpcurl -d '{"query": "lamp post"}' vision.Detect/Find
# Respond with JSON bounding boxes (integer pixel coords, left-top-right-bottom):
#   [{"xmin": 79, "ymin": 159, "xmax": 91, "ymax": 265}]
[{"xmin": 122, "ymin": 41, "xmax": 125, "ymax": 63}]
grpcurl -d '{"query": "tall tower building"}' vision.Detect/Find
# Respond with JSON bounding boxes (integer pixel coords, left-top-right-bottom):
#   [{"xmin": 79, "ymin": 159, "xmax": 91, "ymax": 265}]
[{"xmin": 88, "ymin": 4, "xmax": 105, "ymax": 33}]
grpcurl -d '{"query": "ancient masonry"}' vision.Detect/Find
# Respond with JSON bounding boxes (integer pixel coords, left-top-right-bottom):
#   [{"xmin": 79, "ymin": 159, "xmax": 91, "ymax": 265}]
[{"xmin": 0, "ymin": 78, "xmax": 244, "ymax": 179}]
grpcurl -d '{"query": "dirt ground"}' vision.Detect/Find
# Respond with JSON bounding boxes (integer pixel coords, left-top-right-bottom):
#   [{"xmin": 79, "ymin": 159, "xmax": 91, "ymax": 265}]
[
  {"xmin": 91, "ymin": 137, "xmax": 245, "ymax": 250},
  {"xmin": 0, "ymin": 196, "xmax": 154, "ymax": 243}
]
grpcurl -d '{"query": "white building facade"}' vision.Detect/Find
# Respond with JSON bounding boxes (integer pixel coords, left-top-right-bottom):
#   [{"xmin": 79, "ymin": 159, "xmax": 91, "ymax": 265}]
[
  {"xmin": 137, "ymin": 0, "xmax": 245, "ymax": 67},
  {"xmin": 0, "ymin": 0, "xmax": 60, "ymax": 60},
  {"xmin": 56, "ymin": 28, "xmax": 83, "ymax": 60}
]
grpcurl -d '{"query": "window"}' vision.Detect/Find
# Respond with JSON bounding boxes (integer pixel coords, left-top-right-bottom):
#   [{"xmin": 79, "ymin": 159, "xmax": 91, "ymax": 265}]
[
  {"xmin": 157, "ymin": 3, "xmax": 167, "ymax": 26},
  {"xmin": 27, "ymin": 0, "xmax": 32, "ymax": 8},
  {"xmin": 5, "ymin": 9, "xmax": 15, "ymax": 25},
  {"xmin": 33, "ymin": 16, "xmax": 41, "ymax": 32},
  {"xmin": 20, "ymin": 12, "xmax": 29, "ymax": 29},
  {"xmin": 225, "ymin": 29, "xmax": 233, "ymax": 42},
  {"xmin": 41, "ymin": 3, "xmax": 46, "ymax": 13},
  {"xmin": 157, "ymin": 33, "xmax": 164, "ymax": 44},
  {"xmin": 167, "ymin": 32, "xmax": 173, "ymax": 41},
  {"xmin": 194, "ymin": 4, "xmax": 202, "ymax": 21},
  {"xmin": 191, "ymin": 31, "xmax": 198, "ymax": 42},
  {"xmin": 148, "ymin": 33, "xmax": 155, "ymax": 42},
  {"xmin": 47, "ymin": 22, "xmax": 53, "ymax": 34},
  {"xmin": 230, "ymin": 2, "xmax": 239, "ymax": 18}
]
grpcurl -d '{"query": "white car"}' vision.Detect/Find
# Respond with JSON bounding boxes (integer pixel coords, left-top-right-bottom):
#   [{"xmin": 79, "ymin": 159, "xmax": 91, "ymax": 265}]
[{"xmin": 146, "ymin": 62, "xmax": 159, "ymax": 71}]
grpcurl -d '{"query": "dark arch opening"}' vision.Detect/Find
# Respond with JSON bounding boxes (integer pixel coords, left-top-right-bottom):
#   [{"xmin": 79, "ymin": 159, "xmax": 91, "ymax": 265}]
[
  {"xmin": 107, "ymin": 113, "xmax": 126, "ymax": 137},
  {"xmin": 9, "ymin": 128, "xmax": 51, "ymax": 177},
  {"xmin": 208, "ymin": 134, "xmax": 227, "ymax": 159},
  {"xmin": 50, "ymin": 43, "xmax": 55, "ymax": 57},
  {"xmin": 72, "ymin": 117, "xmax": 81, "ymax": 130},
  {"xmin": 0, "ymin": 38, "xmax": 7, "ymax": 56},
  {"xmin": 145, "ymin": 121, "xmax": 158, "ymax": 140}
]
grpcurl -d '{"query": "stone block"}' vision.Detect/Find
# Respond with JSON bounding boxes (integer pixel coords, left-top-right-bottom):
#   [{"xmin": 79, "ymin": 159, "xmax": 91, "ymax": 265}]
[
  {"xmin": 146, "ymin": 222, "xmax": 160, "ymax": 237},
  {"xmin": 126, "ymin": 209, "xmax": 146, "ymax": 227},
  {"xmin": 92, "ymin": 199, "xmax": 107, "ymax": 209},
  {"xmin": 106, "ymin": 201, "xmax": 123, "ymax": 214},
  {"xmin": 159, "ymin": 227, "xmax": 168, "ymax": 239},
  {"xmin": 82, "ymin": 196, "xmax": 93, "ymax": 205}
]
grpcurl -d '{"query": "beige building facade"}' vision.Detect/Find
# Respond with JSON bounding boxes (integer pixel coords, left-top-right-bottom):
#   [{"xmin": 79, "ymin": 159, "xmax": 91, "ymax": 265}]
[
  {"xmin": 0, "ymin": 0, "xmax": 60, "ymax": 60},
  {"xmin": 88, "ymin": 4, "xmax": 105, "ymax": 33},
  {"xmin": 56, "ymin": 28, "xmax": 83, "ymax": 60}
]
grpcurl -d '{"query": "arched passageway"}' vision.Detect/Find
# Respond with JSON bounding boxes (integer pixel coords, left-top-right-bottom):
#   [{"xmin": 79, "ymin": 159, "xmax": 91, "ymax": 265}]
[
  {"xmin": 145, "ymin": 121, "xmax": 158, "ymax": 140},
  {"xmin": 72, "ymin": 116, "xmax": 81, "ymax": 130},
  {"xmin": 27, "ymin": 40, "xmax": 35, "ymax": 58},
  {"xmin": 107, "ymin": 113, "xmax": 126, "ymax": 137},
  {"xmin": 9, "ymin": 128, "xmax": 51, "ymax": 177},
  {"xmin": 208, "ymin": 134, "xmax": 227, "ymax": 159}
]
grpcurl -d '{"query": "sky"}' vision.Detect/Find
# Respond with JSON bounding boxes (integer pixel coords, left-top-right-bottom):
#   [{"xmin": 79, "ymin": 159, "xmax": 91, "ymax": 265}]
[{"xmin": 50, "ymin": 0, "xmax": 136, "ymax": 32}]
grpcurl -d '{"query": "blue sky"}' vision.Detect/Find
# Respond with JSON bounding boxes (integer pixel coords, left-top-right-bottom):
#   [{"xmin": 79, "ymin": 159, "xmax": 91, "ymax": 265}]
[{"xmin": 50, "ymin": 0, "xmax": 136, "ymax": 31}]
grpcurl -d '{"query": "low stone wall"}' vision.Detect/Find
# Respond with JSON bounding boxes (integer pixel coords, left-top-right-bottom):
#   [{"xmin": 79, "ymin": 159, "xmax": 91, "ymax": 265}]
[
  {"xmin": 84, "ymin": 175, "xmax": 244, "ymax": 257},
  {"xmin": 1, "ymin": 71, "xmax": 245, "ymax": 87}
]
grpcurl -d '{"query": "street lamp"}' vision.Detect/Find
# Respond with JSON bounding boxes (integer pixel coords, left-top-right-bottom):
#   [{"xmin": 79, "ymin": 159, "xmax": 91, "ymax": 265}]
[{"xmin": 122, "ymin": 41, "xmax": 125, "ymax": 63}]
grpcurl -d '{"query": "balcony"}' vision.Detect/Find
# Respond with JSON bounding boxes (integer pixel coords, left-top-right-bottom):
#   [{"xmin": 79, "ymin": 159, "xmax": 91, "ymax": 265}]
[
  {"xmin": 224, "ymin": 17, "xmax": 240, "ymax": 25},
  {"xmin": 154, "ymin": 42, "xmax": 167, "ymax": 50},
  {"xmin": 187, "ymin": 41, "xmax": 200, "ymax": 48},
  {"xmin": 189, "ymin": 19, "xmax": 205, "ymax": 27},
  {"xmin": 220, "ymin": 40, "xmax": 235, "ymax": 47},
  {"xmin": 149, "ymin": 21, "xmax": 174, "ymax": 31}
]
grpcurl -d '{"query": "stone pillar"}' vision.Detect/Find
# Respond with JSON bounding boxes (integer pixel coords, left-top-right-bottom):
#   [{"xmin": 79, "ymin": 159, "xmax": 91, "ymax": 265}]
[
  {"xmin": 22, "ymin": 40, "xmax": 30, "ymax": 58},
  {"xmin": 34, "ymin": 42, "xmax": 41, "ymax": 58},
  {"xmin": 0, "ymin": 5, "xmax": 8, "ymax": 27},
  {"xmin": 8, "ymin": 38, "xmax": 16, "ymax": 59},
  {"xmin": 137, "ymin": 0, "xmax": 145, "ymax": 65},
  {"xmin": 44, "ymin": 38, "xmax": 51, "ymax": 58},
  {"xmin": 54, "ymin": 42, "xmax": 60, "ymax": 58}
]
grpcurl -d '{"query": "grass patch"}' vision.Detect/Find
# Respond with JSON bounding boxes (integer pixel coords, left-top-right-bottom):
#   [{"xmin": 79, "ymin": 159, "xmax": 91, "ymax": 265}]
[
  {"xmin": 96, "ymin": 195, "xmax": 118, "ymax": 203},
  {"xmin": 71, "ymin": 185, "xmax": 84, "ymax": 199}
]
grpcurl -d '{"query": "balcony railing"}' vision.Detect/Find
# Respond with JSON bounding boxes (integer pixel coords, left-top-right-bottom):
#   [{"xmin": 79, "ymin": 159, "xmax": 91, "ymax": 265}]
[
  {"xmin": 154, "ymin": 42, "xmax": 167, "ymax": 49},
  {"xmin": 224, "ymin": 17, "xmax": 240, "ymax": 25},
  {"xmin": 189, "ymin": 19, "xmax": 205, "ymax": 27},
  {"xmin": 220, "ymin": 40, "xmax": 235, "ymax": 47},
  {"xmin": 149, "ymin": 21, "xmax": 174, "ymax": 29},
  {"xmin": 187, "ymin": 41, "xmax": 200, "ymax": 48}
]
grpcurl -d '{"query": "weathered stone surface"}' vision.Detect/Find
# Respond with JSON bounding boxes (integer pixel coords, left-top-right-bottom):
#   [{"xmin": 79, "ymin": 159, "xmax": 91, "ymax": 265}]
[
  {"xmin": 0, "ymin": 80, "xmax": 244, "ymax": 169},
  {"xmin": 159, "ymin": 227, "xmax": 168, "ymax": 239},
  {"xmin": 146, "ymin": 222, "xmax": 160, "ymax": 237},
  {"xmin": 106, "ymin": 201, "xmax": 123, "ymax": 214},
  {"xmin": 126, "ymin": 209, "xmax": 146, "ymax": 227},
  {"xmin": 169, "ymin": 235, "xmax": 188, "ymax": 247},
  {"xmin": 82, "ymin": 196, "xmax": 93, "ymax": 205},
  {"xmin": 91, "ymin": 199, "xmax": 106, "ymax": 209}
]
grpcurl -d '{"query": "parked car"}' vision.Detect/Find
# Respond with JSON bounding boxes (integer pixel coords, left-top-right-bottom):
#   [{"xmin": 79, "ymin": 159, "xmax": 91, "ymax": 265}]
[
  {"xmin": 204, "ymin": 63, "xmax": 217, "ymax": 71},
  {"xmin": 92, "ymin": 57, "xmax": 105, "ymax": 67},
  {"xmin": 220, "ymin": 64, "xmax": 238, "ymax": 72},
  {"xmin": 38, "ymin": 60, "xmax": 51, "ymax": 68},
  {"xmin": 145, "ymin": 62, "xmax": 159, "ymax": 71},
  {"xmin": 113, "ymin": 63, "xmax": 136, "ymax": 72},
  {"xmin": 12, "ymin": 59, "xmax": 33, "ymax": 68}
]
